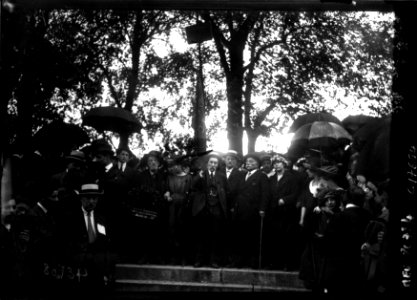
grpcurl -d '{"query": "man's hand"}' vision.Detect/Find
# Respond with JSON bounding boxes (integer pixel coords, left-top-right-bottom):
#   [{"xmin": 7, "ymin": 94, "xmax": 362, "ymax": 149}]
[
  {"xmin": 278, "ymin": 199, "xmax": 285, "ymax": 206},
  {"xmin": 259, "ymin": 210, "xmax": 265, "ymax": 217}
]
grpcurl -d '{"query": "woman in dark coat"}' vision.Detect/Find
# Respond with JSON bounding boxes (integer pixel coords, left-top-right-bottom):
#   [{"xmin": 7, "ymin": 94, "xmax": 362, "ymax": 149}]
[{"xmin": 299, "ymin": 187, "xmax": 343, "ymax": 293}]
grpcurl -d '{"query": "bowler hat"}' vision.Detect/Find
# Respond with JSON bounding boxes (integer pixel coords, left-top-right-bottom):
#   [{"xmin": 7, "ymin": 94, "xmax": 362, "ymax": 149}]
[
  {"xmin": 144, "ymin": 150, "xmax": 163, "ymax": 164},
  {"xmin": 77, "ymin": 183, "xmax": 103, "ymax": 196},
  {"xmin": 243, "ymin": 153, "xmax": 261, "ymax": 166},
  {"xmin": 91, "ymin": 140, "xmax": 114, "ymax": 156},
  {"xmin": 65, "ymin": 150, "xmax": 86, "ymax": 163}
]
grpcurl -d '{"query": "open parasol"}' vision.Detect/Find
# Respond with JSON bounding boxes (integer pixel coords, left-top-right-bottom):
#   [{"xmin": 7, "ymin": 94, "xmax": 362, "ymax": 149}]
[
  {"xmin": 289, "ymin": 112, "xmax": 342, "ymax": 133},
  {"xmin": 82, "ymin": 106, "xmax": 141, "ymax": 134},
  {"xmin": 291, "ymin": 121, "xmax": 352, "ymax": 150}
]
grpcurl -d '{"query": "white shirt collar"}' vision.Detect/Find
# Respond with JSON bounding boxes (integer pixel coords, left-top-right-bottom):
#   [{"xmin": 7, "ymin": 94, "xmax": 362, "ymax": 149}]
[
  {"xmin": 81, "ymin": 206, "xmax": 94, "ymax": 216},
  {"xmin": 345, "ymin": 203, "xmax": 358, "ymax": 209},
  {"xmin": 118, "ymin": 162, "xmax": 126, "ymax": 171},
  {"xmin": 105, "ymin": 163, "xmax": 113, "ymax": 173},
  {"xmin": 248, "ymin": 169, "xmax": 258, "ymax": 175},
  {"xmin": 37, "ymin": 202, "xmax": 48, "ymax": 214}
]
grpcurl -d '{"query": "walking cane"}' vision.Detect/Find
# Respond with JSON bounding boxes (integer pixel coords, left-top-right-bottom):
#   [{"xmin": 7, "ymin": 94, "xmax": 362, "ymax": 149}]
[{"xmin": 258, "ymin": 214, "xmax": 265, "ymax": 269}]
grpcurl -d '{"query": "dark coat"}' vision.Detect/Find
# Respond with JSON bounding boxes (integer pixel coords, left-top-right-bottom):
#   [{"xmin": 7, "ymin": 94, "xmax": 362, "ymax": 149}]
[
  {"xmin": 65, "ymin": 208, "xmax": 110, "ymax": 256},
  {"xmin": 321, "ymin": 205, "xmax": 371, "ymax": 293},
  {"xmin": 225, "ymin": 168, "xmax": 244, "ymax": 208},
  {"xmin": 233, "ymin": 169, "xmax": 270, "ymax": 221},
  {"xmin": 190, "ymin": 170, "xmax": 228, "ymax": 217},
  {"xmin": 269, "ymin": 170, "xmax": 300, "ymax": 210},
  {"xmin": 29, "ymin": 204, "xmax": 66, "ymax": 259},
  {"xmin": 95, "ymin": 164, "xmax": 123, "ymax": 213},
  {"xmin": 132, "ymin": 169, "xmax": 167, "ymax": 213}
]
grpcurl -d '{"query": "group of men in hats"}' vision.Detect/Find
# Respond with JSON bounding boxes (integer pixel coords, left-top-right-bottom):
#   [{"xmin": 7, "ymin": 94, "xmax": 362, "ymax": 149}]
[
  {"xmin": 3, "ymin": 135, "xmax": 350, "ymax": 298},
  {"xmin": 184, "ymin": 149, "xmax": 306, "ymax": 269}
]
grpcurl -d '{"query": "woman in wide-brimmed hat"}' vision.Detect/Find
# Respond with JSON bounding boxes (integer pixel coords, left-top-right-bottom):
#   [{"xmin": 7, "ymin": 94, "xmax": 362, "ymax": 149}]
[
  {"xmin": 299, "ymin": 187, "xmax": 343, "ymax": 292},
  {"xmin": 131, "ymin": 150, "xmax": 168, "ymax": 264},
  {"xmin": 164, "ymin": 154, "xmax": 193, "ymax": 265}
]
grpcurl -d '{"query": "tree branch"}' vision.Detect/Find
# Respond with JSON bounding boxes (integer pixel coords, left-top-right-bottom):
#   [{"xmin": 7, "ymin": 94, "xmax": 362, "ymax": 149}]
[
  {"xmin": 202, "ymin": 13, "xmax": 230, "ymax": 76},
  {"xmin": 100, "ymin": 65, "xmax": 123, "ymax": 108}
]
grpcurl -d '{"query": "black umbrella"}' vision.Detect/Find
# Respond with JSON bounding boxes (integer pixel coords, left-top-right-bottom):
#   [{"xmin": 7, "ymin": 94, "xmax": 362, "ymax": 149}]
[
  {"xmin": 354, "ymin": 116, "xmax": 391, "ymax": 183},
  {"xmin": 33, "ymin": 120, "xmax": 90, "ymax": 154},
  {"xmin": 342, "ymin": 114, "xmax": 377, "ymax": 135},
  {"xmin": 289, "ymin": 112, "xmax": 342, "ymax": 133},
  {"xmin": 82, "ymin": 106, "xmax": 141, "ymax": 134}
]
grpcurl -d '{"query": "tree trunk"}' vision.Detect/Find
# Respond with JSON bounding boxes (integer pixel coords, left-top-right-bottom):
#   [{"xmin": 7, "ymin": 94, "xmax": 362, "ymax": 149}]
[
  {"xmin": 118, "ymin": 10, "xmax": 143, "ymax": 152},
  {"xmin": 247, "ymin": 130, "xmax": 259, "ymax": 154},
  {"xmin": 192, "ymin": 43, "xmax": 207, "ymax": 152},
  {"xmin": 226, "ymin": 76, "xmax": 243, "ymax": 153},
  {"xmin": 118, "ymin": 133, "xmax": 129, "ymax": 150}
]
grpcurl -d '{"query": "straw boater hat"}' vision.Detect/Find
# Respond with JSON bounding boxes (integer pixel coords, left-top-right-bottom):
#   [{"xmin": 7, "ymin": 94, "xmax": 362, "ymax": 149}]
[
  {"xmin": 77, "ymin": 183, "xmax": 103, "ymax": 196},
  {"xmin": 224, "ymin": 150, "xmax": 241, "ymax": 161},
  {"xmin": 206, "ymin": 151, "xmax": 223, "ymax": 162}
]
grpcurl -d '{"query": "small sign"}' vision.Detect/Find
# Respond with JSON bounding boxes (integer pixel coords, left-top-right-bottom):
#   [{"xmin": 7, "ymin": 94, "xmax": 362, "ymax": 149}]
[{"xmin": 185, "ymin": 23, "xmax": 213, "ymax": 44}]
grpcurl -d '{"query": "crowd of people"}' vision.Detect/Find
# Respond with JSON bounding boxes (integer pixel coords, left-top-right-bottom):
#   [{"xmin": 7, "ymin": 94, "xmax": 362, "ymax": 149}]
[{"xmin": 0, "ymin": 138, "xmax": 390, "ymax": 297}]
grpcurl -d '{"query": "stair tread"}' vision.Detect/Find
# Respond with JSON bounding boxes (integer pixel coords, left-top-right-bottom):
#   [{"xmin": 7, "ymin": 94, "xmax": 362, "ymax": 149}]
[
  {"xmin": 116, "ymin": 264, "xmax": 299, "ymax": 275},
  {"xmin": 116, "ymin": 279, "xmax": 309, "ymax": 292}
]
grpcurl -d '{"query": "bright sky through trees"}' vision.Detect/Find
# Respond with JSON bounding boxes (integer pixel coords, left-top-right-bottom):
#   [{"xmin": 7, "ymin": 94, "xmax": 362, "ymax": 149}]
[
  {"xmin": 120, "ymin": 12, "xmax": 393, "ymax": 157},
  {"xmin": 61, "ymin": 11, "xmax": 394, "ymax": 158}
]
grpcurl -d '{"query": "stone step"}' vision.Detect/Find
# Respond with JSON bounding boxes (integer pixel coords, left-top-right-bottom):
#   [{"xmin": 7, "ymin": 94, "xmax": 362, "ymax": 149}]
[
  {"xmin": 115, "ymin": 279, "xmax": 311, "ymax": 293},
  {"xmin": 115, "ymin": 264, "xmax": 309, "ymax": 292}
]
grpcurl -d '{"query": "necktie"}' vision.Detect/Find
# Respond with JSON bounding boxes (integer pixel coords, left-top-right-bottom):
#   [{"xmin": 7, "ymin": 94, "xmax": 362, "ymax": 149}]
[
  {"xmin": 86, "ymin": 211, "xmax": 96, "ymax": 244},
  {"xmin": 246, "ymin": 171, "xmax": 252, "ymax": 181}
]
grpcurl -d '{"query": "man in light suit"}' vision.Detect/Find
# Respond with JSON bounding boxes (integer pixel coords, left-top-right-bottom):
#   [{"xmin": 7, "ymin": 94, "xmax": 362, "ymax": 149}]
[
  {"xmin": 65, "ymin": 183, "xmax": 115, "ymax": 291},
  {"xmin": 230, "ymin": 153, "xmax": 270, "ymax": 268},
  {"xmin": 190, "ymin": 153, "xmax": 228, "ymax": 268}
]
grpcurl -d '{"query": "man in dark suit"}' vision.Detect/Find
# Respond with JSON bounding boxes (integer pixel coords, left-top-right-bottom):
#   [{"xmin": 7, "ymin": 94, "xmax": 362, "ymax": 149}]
[
  {"xmin": 115, "ymin": 147, "xmax": 137, "ymax": 186},
  {"xmin": 190, "ymin": 152, "xmax": 228, "ymax": 268},
  {"xmin": 65, "ymin": 183, "xmax": 115, "ymax": 291},
  {"xmin": 90, "ymin": 140, "xmax": 125, "ymax": 256},
  {"xmin": 49, "ymin": 150, "xmax": 87, "ymax": 214},
  {"xmin": 223, "ymin": 150, "xmax": 245, "ymax": 216},
  {"xmin": 230, "ymin": 153, "xmax": 270, "ymax": 268},
  {"xmin": 266, "ymin": 157, "xmax": 301, "ymax": 270},
  {"xmin": 222, "ymin": 150, "xmax": 245, "ymax": 265}
]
